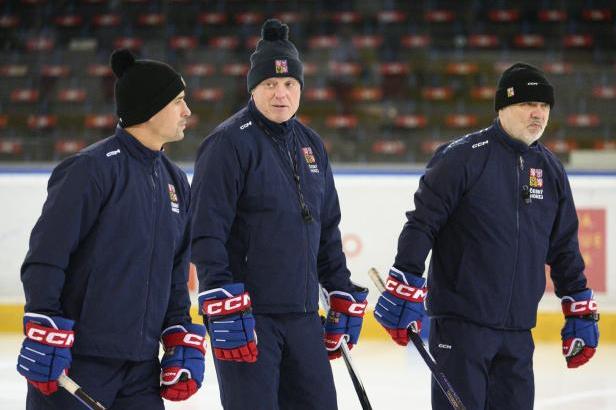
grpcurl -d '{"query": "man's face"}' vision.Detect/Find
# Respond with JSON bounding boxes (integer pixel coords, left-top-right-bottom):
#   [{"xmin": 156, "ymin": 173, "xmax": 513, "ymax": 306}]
[
  {"xmin": 147, "ymin": 91, "xmax": 191, "ymax": 144},
  {"xmin": 498, "ymin": 101, "xmax": 550, "ymax": 145},
  {"xmin": 251, "ymin": 77, "xmax": 301, "ymax": 123}
]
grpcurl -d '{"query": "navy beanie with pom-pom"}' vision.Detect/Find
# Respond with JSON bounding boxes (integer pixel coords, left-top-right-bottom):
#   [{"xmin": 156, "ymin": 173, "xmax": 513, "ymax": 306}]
[
  {"xmin": 246, "ymin": 19, "xmax": 304, "ymax": 92},
  {"xmin": 110, "ymin": 49, "xmax": 185, "ymax": 127}
]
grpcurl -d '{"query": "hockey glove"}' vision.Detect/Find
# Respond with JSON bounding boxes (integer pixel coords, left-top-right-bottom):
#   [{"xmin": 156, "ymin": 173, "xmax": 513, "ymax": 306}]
[
  {"xmin": 324, "ymin": 286, "xmax": 369, "ymax": 360},
  {"xmin": 16, "ymin": 313, "xmax": 74, "ymax": 395},
  {"xmin": 561, "ymin": 289, "xmax": 599, "ymax": 368},
  {"xmin": 160, "ymin": 323, "xmax": 207, "ymax": 401},
  {"xmin": 199, "ymin": 283, "xmax": 258, "ymax": 363},
  {"xmin": 374, "ymin": 268, "xmax": 427, "ymax": 346}
]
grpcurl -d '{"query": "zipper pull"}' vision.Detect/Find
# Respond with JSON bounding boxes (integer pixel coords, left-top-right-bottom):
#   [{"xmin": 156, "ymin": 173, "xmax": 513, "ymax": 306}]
[{"xmin": 519, "ymin": 156, "xmax": 524, "ymax": 170}]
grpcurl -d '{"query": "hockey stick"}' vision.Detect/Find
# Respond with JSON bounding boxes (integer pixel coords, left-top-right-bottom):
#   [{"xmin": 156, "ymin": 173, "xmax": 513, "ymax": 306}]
[
  {"xmin": 58, "ymin": 373, "xmax": 106, "ymax": 410},
  {"xmin": 368, "ymin": 267, "xmax": 466, "ymax": 410},
  {"xmin": 318, "ymin": 285, "xmax": 373, "ymax": 410}
]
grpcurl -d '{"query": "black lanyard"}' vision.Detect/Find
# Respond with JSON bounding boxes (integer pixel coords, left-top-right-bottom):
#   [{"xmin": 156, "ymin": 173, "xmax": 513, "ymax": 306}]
[{"xmin": 254, "ymin": 117, "xmax": 313, "ymax": 223}]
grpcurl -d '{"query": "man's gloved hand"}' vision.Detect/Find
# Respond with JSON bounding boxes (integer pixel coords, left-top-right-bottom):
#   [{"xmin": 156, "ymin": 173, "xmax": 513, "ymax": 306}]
[
  {"xmin": 323, "ymin": 286, "xmax": 368, "ymax": 360},
  {"xmin": 374, "ymin": 268, "xmax": 427, "ymax": 346},
  {"xmin": 16, "ymin": 313, "xmax": 74, "ymax": 395},
  {"xmin": 561, "ymin": 289, "xmax": 599, "ymax": 368},
  {"xmin": 160, "ymin": 323, "xmax": 207, "ymax": 401},
  {"xmin": 199, "ymin": 283, "xmax": 258, "ymax": 362}
]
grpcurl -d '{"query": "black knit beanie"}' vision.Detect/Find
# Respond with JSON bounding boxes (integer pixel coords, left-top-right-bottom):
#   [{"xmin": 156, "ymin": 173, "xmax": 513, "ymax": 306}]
[
  {"xmin": 247, "ymin": 19, "xmax": 304, "ymax": 93},
  {"xmin": 110, "ymin": 49, "xmax": 185, "ymax": 127},
  {"xmin": 494, "ymin": 63, "xmax": 554, "ymax": 112}
]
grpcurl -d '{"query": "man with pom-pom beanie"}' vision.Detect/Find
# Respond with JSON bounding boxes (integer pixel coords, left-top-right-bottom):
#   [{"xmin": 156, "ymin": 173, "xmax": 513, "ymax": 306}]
[
  {"xmin": 19, "ymin": 49, "xmax": 206, "ymax": 409},
  {"xmin": 191, "ymin": 19, "xmax": 368, "ymax": 409}
]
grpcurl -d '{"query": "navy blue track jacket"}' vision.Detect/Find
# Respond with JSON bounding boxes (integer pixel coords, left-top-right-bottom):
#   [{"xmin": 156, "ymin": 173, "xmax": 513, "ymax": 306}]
[
  {"xmin": 191, "ymin": 101, "xmax": 352, "ymax": 313},
  {"xmin": 395, "ymin": 120, "xmax": 587, "ymax": 330},
  {"xmin": 21, "ymin": 126, "xmax": 192, "ymax": 360}
]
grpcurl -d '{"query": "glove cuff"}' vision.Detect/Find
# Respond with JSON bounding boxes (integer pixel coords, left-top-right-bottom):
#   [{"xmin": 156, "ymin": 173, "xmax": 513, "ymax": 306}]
[
  {"xmin": 387, "ymin": 268, "xmax": 427, "ymax": 303},
  {"xmin": 390, "ymin": 267, "xmax": 426, "ymax": 288},
  {"xmin": 561, "ymin": 290, "xmax": 599, "ymax": 319},
  {"xmin": 329, "ymin": 293, "xmax": 368, "ymax": 317},
  {"xmin": 199, "ymin": 283, "xmax": 251, "ymax": 317},
  {"xmin": 23, "ymin": 313, "xmax": 75, "ymax": 348},
  {"xmin": 161, "ymin": 323, "xmax": 207, "ymax": 355}
]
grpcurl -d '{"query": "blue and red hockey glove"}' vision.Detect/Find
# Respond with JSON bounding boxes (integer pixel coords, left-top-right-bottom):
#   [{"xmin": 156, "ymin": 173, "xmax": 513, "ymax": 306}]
[
  {"xmin": 199, "ymin": 283, "xmax": 258, "ymax": 363},
  {"xmin": 323, "ymin": 286, "xmax": 369, "ymax": 360},
  {"xmin": 374, "ymin": 268, "xmax": 427, "ymax": 346},
  {"xmin": 16, "ymin": 313, "xmax": 74, "ymax": 395},
  {"xmin": 561, "ymin": 289, "xmax": 599, "ymax": 368},
  {"xmin": 160, "ymin": 323, "xmax": 207, "ymax": 401}
]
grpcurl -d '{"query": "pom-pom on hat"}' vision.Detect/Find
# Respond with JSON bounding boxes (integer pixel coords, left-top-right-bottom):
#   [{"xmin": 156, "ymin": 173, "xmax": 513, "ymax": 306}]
[
  {"xmin": 494, "ymin": 63, "xmax": 554, "ymax": 112},
  {"xmin": 110, "ymin": 49, "xmax": 185, "ymax": 127},
  {"xmin": 246, "ymin": 19, "xmax": 304, "ymax": 93}
]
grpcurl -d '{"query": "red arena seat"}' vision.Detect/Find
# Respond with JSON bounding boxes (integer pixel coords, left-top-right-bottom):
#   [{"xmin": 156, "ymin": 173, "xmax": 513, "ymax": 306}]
[
  {"xmin": 401, "ymin": 35, "xmax": 431, "ymax": 49},
  {"xmin": 566, "ymin": 114, "xmax": 600, "ymax": 127},
  {"xmin": 84, "ymin": 114, "xmax": 116, "ymax": 129},
  {"xmin": 445, "ymin": 114, "xmax": 478, "ymax": 128},
  {"xmin": 192, "ymin": 88, "xmax": 224, "ymax": 102},
  {"xmin": 114, "ymin": 37, "xmax": 143, "ymax": 50},
  {"xmin": 221, "ymin": 63, "xmax": 249, "ymax": 76},
  {"xmin": 57, "ymin": 88, "xmax": 87, "ymax": 103},
  {"xmin": 41, "ymin": 64, "xmax": 70, "ymax": 78},
  {"xmin": 372, "ymin": 140, "xmax": 407, "ymax": 156},
  {"xmin": 325, "ymin": 115, "xmax": 358, "ymax": 129},
  {"xmin": 137, "ymin": 13, "xmax": 165, "ymax": 27},
  {"xmin": 394, "ymin": 115, "xmax": 428, "ymax": 129},
  {"xmin": 27, "ymin": 115, "xmax": 57, "ymax": 130},
  {"xmin": 55, "ymin": 139, "xmax": 87, "ymax": 155},
  {"xmin": 304, "ymin": 88, "xmax": 335, "ymax": 102},
  {"xmin": 169, "ymin": 36, "xmax": 198, "ymax": 50},
  {"xmin": 10, "ymin": 89, "xmax": 39, "ymax": 103},
  {"xmin": 235, "ymin": 12, "xmax": 263, "ymax": 25}
]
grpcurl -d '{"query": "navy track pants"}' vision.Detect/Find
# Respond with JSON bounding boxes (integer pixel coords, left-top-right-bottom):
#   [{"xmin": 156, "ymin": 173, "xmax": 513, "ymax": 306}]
[
  {"xmin": 211, "ymin": 312, "xmax": 338, "ymax": 410},
  {"xmin": 26, "ymin": 355, "xmax": 163, "ymax": 410},
  {"xmin": 429, "ymin": 318, "xmax": 535, "ymax": 410}
]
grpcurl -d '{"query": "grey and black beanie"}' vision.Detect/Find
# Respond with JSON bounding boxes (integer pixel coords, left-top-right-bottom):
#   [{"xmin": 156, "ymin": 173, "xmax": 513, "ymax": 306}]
[{"xmin": 246, "ymin": 19, "xmax": 304, "ymax": 93}]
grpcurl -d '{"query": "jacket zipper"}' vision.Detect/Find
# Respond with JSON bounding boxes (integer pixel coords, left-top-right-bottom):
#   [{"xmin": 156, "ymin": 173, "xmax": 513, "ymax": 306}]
[
  {"xmin": 277, "ymin": 138, "xmax": 311, "ymax": 311},
  {"xmin": 141, "ymin": 162, "xmax": 159, "ymax": 349},
  {"xmin": 271, "ymin": 136, "xmax": 312, "ymax": 311},
  {"xmin": 284, "ymin": 140, "xmax": 311, "ymax": 311},
  {"xmin": 503, "ymin": 154, "xmax": 523, "ymax": 326}
]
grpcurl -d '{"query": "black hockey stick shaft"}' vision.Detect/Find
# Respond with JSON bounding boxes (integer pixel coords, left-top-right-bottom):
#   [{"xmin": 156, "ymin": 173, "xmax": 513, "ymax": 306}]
[
  {"xmin": 368, "ymin": 268, "xmax": 466, "ymax": 410},
  {"xmin": 58, "ymin": 373, "xmax": 107, "ymax": 410},
  {"xmin": 319, "ymin": 285, "xmax": 373, "ymax": 410}
]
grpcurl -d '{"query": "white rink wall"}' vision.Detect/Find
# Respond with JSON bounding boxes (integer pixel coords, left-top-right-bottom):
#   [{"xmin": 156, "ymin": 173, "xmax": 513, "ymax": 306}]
[{"xmin": 1, "ymin": 170, "xmax": 615, "ymax": 310}]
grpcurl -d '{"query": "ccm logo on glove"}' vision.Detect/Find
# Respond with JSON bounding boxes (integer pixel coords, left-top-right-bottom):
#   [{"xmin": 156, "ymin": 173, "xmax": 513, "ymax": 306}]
[
  {"xmin": 385, "ymin": 277, "xmax": 427, "ymax": 302},
  {"xmin": 25, "ymin": 323, "xmax": 74, "ymax": 347},
  {"xmin": 182, "ymin": 334, "xmax": 206, "ymax": 348},
  {"xmin": 565, "ymin": 300, "xmax": 597, "ymax": 315},
  {"xmin": 202, "ymin": 293, "xmax": 251, "ymax": 316}
]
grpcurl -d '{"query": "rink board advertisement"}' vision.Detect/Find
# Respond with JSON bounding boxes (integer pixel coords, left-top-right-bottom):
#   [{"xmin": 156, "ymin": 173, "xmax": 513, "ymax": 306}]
[{"xmin": 0, "ymin": 171, "xmax": 615, "ymax": 310}]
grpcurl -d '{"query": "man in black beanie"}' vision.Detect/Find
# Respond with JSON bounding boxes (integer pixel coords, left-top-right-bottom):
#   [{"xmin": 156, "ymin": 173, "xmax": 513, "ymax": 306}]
[
  {"xmin": 191, "ymin": 19, "xmax": 369, "ymax": 409},
  {"xmin": 375, "ymin": 62, "xmax": 598, "ymax": 409},
  {"xmin": 17, "ymin": 49, "xmax": 206, "ymax": 409}
]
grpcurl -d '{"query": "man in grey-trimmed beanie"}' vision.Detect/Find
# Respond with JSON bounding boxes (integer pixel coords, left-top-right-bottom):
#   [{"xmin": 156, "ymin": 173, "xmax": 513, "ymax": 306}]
[
  {"xmin": 375, "ymin": 61, "xmax": 598, "ymax": 409},
  {"xmin": 246, "ymin": 18, "xmax": 304, "ymax": 93}
]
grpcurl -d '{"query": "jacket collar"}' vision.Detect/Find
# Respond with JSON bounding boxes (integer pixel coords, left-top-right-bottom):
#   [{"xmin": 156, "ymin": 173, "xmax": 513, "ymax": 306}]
[
  {"xmin": 493, "ymin": 119, "xmax": 539, "ymax": 154},
  {"xmin": 248, "ymin": 99, "xmax": 295, "ymax": 140},
  {"xmin": 114, "ymin": 125, "xmax": 161, "ymax": 166}
]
